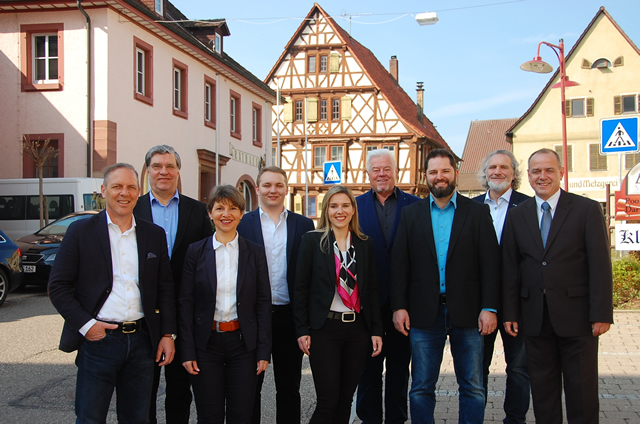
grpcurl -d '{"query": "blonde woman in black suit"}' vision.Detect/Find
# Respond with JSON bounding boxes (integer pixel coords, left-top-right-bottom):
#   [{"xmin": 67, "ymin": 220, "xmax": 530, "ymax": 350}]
[{"xmin": 294, "ymin": 185, "xmax": 383, "ymax": 424}]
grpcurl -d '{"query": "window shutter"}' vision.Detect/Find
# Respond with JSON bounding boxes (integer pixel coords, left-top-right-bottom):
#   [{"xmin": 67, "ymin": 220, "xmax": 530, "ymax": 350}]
[
  {"xmin": 555, "ymin": 145, "xmax": 573, "ymax": 172},
  {"xmin": 589, "ymin": 144, "xmax": 606, "ymax": 170},
  {"xmin": 284, "ymin": 102, "xmax": 293, "ymax": 123},
  {"xmin": 294, "ymin": 195, "xmax": 302, "ymax": 214},
  {"xmin": 586, "ymin": 98, "xmax": 594, "ymax": 117},
  {"xmin": 614, "ymin": 95, "xmax": 622, "ymax": 115},
  {"xmin": 341, "ymin": 96, "xmax": 352, "ymax": 120},
  {"xmin": 329, "ymin": 53, "xmax": 340, "ymax": 73},
  {"xmin": 318, "ymin": 193, "xmax": 324, "ymax": 214},
  {"xmin": 614, "ymin": 56, "xmax": 624, "ymax": 67},
  {"xmin": 307, "ymin": 98, "xmax": 318, "ymax": 122},
  {"xmin": 565, "ymin": 100, "xmax": 572, "ymax": 117}
]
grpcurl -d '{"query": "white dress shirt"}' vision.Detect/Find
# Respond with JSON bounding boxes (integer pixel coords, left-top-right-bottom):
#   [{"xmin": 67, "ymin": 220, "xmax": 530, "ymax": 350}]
[
  {"xmin": 259, "ymin": 207, "xmax": 289, "ymax": 305},
  {"xmin": 535, "ymin": 189, "xmax": 561, "ymax": 226},
  {"xmin": 483, "ymin": 188, "xmax": 512, "ymax": 244},
  {"xmin": 212, "ymin": 232, "xmax": 240, "ymax": 322},
  {"xmin": 79, "ymin": 213, "xmax": 143, "ymax": 335}
]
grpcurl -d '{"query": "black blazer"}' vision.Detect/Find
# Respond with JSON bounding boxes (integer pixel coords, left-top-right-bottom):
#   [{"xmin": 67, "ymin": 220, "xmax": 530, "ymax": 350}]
[
  {"xmin": 356, "ymin": 188, "xmax": 420, "ymax": 305},
  {"xmin": 390, "ymin": 193, "xmax": 500, "ymax": 329},
  {"xmin": 134, "ymin": 193, "xmax": 213, "ymax": 293},
  {"xmin": 178, "ymin": 236, "xmax": 272, "ymax": 362},
  {"xmin": 502, "ymin": 190, "xmax": 613, "ymax": 337},
  {"xmin": 48, "ymin": 211, "xmax": 176, "ymax": 353},
  {"xmin": 237, "ymin": 208, "xmax": 315, "ymax": 302},
  {"xmin": 293, "ymin": 231, "xmax": 383, "ymax": 339}
]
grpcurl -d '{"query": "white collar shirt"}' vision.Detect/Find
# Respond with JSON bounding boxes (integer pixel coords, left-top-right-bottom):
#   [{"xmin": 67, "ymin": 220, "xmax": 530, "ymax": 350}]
[
  {"xmin": 212, "ymin": 232, "xmax": 239, "ymax": 322},
  {"xmin": 259, "ymin": 206, "xmax": 289, "ymax": 305},
  {"xmin": 80, "ymin": 212, "xmax": 143, "ymax": 335},
  {"xmin": 535, "ymin": 189, "xmax": 562, "ymax": 226},
  {"xmin": 483, "ymin": 188, "xmax": 512, "ymax": 244}
]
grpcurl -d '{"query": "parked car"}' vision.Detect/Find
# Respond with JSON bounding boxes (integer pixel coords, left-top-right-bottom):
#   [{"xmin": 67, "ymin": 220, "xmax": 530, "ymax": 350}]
[
  {"xmin": 0, "ymin": 229, "xmax": 23, "ymax": 306},
  {"xmin": 15, "ymin": 211, "xmax": 99, "ymax": 287}
]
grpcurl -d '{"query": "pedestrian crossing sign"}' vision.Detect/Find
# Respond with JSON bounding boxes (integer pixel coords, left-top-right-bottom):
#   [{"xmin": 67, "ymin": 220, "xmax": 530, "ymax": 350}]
[
  {"xmin": 323, "ymin": 161, "xmax": 342, "ymax": 185},
  {"xmin": 601, "ymin": 117, "xmax": 639, "ymax": 154}
]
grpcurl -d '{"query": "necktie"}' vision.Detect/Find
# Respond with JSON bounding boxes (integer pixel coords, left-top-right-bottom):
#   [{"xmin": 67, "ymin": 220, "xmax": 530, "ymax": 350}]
[{"xmin": 540, "ymin": 201, "xmax": 552, "ymax": 248}]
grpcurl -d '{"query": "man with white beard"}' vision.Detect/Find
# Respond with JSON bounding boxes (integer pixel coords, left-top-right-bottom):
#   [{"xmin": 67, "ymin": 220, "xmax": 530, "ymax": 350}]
[{"xmin": 473, "ymin": 150, "xmax": 531, "ymax": 424}]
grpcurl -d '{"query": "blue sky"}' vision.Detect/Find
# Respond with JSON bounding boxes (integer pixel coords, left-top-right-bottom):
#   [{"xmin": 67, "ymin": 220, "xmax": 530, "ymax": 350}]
[{"xmin": 173, "ymin": 0, "xmax": 640, "ymax": 156}]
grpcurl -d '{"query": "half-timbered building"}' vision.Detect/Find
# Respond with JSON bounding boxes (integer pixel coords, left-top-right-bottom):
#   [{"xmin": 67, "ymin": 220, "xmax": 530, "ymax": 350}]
[{"xmin": 265, "ymin": 3, "xmax": 449, "ymax": 219}]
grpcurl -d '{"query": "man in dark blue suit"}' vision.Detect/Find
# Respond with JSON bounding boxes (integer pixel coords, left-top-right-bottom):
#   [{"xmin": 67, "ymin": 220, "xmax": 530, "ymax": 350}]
[
  {"xmin": 49, "ymin": 163, "xmax": 176, "ymax": 423},
  {"xmin": 472, "ymin": 150, "xmax": 531, "ymax": 424},
  {"xmin": 356, "ymin": 149, "xmax": 419, "ymax": 424},
  {"xmin": 134, "ymin": 145, "xmax": 213, "ymax": 424},
  {"xmin": 237, "ymin": 166, "xmax": 315, "ymax": 424}
]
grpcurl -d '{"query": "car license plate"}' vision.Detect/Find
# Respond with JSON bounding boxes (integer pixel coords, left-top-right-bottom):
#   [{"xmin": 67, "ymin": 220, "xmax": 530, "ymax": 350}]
[{"xmin": 23, "ymin": 265, "xmax": 36, "ymax": 273}]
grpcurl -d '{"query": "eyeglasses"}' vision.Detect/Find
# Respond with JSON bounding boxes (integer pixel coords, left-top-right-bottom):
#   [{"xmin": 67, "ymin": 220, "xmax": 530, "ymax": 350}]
[{"xmin": 150, "ymin": 164, "xmax": 178, "ymax": 172}]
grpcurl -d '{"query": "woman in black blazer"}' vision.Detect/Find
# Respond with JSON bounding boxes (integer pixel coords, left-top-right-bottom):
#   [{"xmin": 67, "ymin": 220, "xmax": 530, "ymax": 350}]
[
  {"xmin": 179, "ymin": 185, "xmax": 271, "ymax": 424},
  {"xmin": 294, "ymin": 185, "xmax": 383, "ymax": 424}
]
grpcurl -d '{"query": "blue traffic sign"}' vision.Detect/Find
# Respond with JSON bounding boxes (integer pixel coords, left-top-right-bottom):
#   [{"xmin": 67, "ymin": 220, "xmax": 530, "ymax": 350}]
[
  {"xmin": 601, "ymin": 117, "xmax": 639, "ymax": 154},
  {"xmin": 323, "ymin": 161, "xmax": 342, "ymax": 185}
]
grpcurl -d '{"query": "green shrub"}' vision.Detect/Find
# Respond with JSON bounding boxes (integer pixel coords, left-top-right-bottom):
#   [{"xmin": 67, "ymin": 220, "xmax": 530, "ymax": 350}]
[{"xmin": 612, "ymin": 255, "xmax": 640, "ymax": 307}]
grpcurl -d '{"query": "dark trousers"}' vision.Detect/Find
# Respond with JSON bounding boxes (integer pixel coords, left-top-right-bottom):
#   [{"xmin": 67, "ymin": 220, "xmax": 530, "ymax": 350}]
[
  {"xmin": 309, "ymin": 314, "xmax": 370, "ymax": 424},
  {"xmin": 525, "ymin": 299, "xmax": 599, "ymax": 424},
  {"xmin": 75, "ymin": 328, "xmax": 154, "ymax": 424},
  {"xmin": 482, "ymin": 314, "xmax": 530, "ymax": 424},
  {"xmin": 191, "ymin": 330, "xmax": 257, "ymax": 424},
  {"xmin": 356, "ymin": 301, "xmax": 411, "ymax": 424},
  {"xmin": 252, "ymin": 304, "xmax": 303, "ymax": 424},
  {"xmin": 149, "ymin": 343, "xmax": 193, "ymax": 424}
]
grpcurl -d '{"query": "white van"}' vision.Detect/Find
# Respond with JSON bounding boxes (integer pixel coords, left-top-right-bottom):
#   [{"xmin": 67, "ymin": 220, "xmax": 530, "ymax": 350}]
[{"xmin": 0, "ymin": 178, "xmax": 104, "ymax": 239}]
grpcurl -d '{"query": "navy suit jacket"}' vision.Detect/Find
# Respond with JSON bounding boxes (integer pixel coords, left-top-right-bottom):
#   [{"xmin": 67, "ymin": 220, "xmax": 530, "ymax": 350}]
[
  {"xmin": 48, "ymin": 210, "xmax": 176, "ymax": 353},
  {"xmin": 391, "ymin": 194, "xmax": 500, "ymax": 329},
  {"xmin": 178, "ymin": 236, "xmax": 272, "ymax": 362},
  {"xmin": 502, "ymin": 190, "xmax": 613, "ymax": 337},
  {"xmin": 134, "ymin": 193, "xmax": 213, "ymax": 294},
  {"xmin": 356, "ymin": 188, "xmax": 420, "ymax": 305},
  {"xmin": 237, "ymin": 208, "xmax": 315, "ymax": 303},
  {"xmin": 472, "ymin": 189, "xmax": 531, "ymax": 243}
]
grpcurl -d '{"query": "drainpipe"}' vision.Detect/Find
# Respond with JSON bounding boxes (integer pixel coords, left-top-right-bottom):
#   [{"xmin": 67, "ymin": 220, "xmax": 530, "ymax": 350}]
[{"xmin": 77, "ymin": 0, "xmax": 92, "ymax": 177}]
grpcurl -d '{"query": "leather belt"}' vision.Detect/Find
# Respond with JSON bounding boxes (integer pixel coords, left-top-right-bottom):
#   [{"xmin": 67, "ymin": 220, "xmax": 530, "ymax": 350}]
[
  {"xmin": 213, "ymin": 320, "xmax": 240, "ymax": 332},
  {"xmin": 327, "ymin": 311, "xmax": 356, "ymax": 322},
  {"xmin": 104, "ymin": 318, "xmax": 145, "ymax": 334},
  {"xmin": 439, "ymin": 294, "xmax": 447, "ymax": 305}
]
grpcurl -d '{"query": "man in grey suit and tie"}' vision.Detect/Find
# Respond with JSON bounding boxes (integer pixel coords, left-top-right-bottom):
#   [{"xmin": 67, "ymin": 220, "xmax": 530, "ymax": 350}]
[{"xmin": 502, "ymin": 148, "xmax": 613, "ymax": 423}]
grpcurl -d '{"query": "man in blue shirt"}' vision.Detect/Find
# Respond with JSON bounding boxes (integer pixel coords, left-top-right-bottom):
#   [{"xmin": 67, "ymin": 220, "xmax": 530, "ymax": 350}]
[
  {"xmin": 391, "ymin": 149, "xmax": 500, "ymax": 424},
  {"xmin": 134, "ymin": 145, "xmax": 213, "ymax": 424}
]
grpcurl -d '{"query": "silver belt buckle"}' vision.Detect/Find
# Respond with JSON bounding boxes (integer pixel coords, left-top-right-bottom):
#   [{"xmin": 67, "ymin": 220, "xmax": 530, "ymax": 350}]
[
  {"xmin": 215, "ymin": 322, "xmax": 222, "ymax": 333},
  {"xmin": 342, "ymin": 312, "xmax": 356, "ymax": 322}
]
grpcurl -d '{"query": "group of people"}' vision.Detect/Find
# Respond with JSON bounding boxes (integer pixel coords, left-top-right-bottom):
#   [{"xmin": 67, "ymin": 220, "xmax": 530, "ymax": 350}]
[{"xmin": 48, "ymin": 144, "xmax": 613, "ymax": 424}]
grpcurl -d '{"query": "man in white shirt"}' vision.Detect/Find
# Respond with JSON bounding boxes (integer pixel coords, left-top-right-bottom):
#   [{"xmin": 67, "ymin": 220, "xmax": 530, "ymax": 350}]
[
  {"xmin": 472, "ymin": 150, "xmax": 530, "ymax": 424},
  {"xmin": 237, "ymin": 166, "xmax": 314, "ymax": 424},
  {"xmin": 49, "ymin": 163, "xmax": 176, "ymax": 423}
]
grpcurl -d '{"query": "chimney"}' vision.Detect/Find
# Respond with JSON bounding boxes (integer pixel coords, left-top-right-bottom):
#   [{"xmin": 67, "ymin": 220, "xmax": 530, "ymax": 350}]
[
  {"xmin": 416, "ymin": 82, "xmax": 424, "ymax": 123},
  {"xmin": 390, "ymin": 56, "xmax": 398, "ymax": 85}
]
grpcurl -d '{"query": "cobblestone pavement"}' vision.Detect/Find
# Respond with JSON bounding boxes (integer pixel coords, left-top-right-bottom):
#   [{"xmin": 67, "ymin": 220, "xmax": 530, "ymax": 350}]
[{"xmin": 351, "ymin": 311, "xmax": 640, "ymax": 423}]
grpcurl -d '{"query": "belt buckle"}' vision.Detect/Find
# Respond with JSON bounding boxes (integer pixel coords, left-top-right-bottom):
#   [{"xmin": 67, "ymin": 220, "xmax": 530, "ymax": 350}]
[
  {"xmin": 122, "ymin": 321, "xmax": 137, "ymax": 333},
  {"xmin": 215, "ymin": 322, "xmax": 223, "ymax": 333},
  {"xmin": 342, "ymin": 312, "xmax": 356, "ymax": 323}
]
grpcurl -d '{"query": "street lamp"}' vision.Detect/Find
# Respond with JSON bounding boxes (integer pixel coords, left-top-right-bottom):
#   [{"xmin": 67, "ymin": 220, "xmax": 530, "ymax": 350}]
[{"xmin": 520, "ymin": 39, "xmax": 578, "ymax": 191}]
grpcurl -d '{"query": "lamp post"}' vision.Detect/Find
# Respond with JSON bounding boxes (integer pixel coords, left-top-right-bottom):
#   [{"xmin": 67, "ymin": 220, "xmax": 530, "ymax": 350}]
[{"xmin": 520, "ymin": 39, "xmax": 578, "ymax": 191}]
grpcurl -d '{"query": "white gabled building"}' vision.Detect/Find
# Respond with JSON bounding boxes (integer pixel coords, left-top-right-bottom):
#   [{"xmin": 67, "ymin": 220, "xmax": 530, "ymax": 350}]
[{"xmin": 0, "ymin": 0, "xmax": 276, "ymax": 209}]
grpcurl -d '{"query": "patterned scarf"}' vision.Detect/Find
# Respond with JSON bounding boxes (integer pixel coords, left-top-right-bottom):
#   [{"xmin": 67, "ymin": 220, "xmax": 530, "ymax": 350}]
[{"xmin": 332, "ymin": 230, "xmax": 360, "ymax": 312}]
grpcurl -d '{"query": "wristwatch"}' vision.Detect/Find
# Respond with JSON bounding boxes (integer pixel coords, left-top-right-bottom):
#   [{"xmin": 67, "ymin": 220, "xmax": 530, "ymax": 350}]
[{"xmin": 164, "ymin": 333, "xmax": 177, "ymax": 341}]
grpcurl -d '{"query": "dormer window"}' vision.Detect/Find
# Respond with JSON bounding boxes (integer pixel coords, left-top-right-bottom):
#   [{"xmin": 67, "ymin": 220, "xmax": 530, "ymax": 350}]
[
  {"xmin": 214, "ymin": 33, "xmax": 221, "ymax": 54},
  {"xmin": 154, "ymin": 0, "xmax": 163, "ymax": 15},
  {"xmin": 591, "ymin": 58, "xmax": 611, "ymax": 69}
]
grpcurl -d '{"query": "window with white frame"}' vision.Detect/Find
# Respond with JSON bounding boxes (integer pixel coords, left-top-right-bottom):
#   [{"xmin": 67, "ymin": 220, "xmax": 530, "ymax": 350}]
[
  {"xmin": 33, "ymin": 34, "xmax": 58, "ymax": 84},
  {"xmin": 320, "ymin": 99, "xmax": 327, "ymax": 121},
  {"xmin": 136, "ymin": 48, "xmax": 145, "ymax": 95},
  {"xmin": 295, "ymin": 100, "xmax": 303, "ymax": 121},
  {"xmin": 330, "ymin": 146, "xmax": 343, "ymax": 161},
  {"xmin": 230, "ymin": 90, "xmax": 241, "ymax": 139},
  {"xmin": 252, "ymin": 102, "xmax": 262, "ymax": 147},
  {"xmin": 320, "ymin": 55, "xmax": 327, "ymax": 72},
  {"xmin": 214, "ymin": 33, "xmax": 221, "ymax": 54},
  {"xmin": 155, "ymin": 0, "xmax": 163, "ymax": 15},
  {"xmin": 204, "ymin": 76, "xmax": 216, "ymax": 128},
  {"xmin": 133, "ymin": 36, "xmax": 153, "ymax": 105},
  {"xmin": 332, "ymin": 99, "xmax": 340, "ymax": 120},
  {"xmin": 314, "ymin": 146, "xmax": 326, "ymax": 168},
  {"xmin": 308, "ymin": 56, "xmax": 316, "ymax": 73},
  {"xmin": 174, "ymin": 68, "xmax": 182, "ymax": 110},
  {"xmin": 205, "ymin": 83, "xmax": 212, "ymax": 121},
  {"xmin": 172, "ymin": 59, "xmax": 188, "ymax": 118}
]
